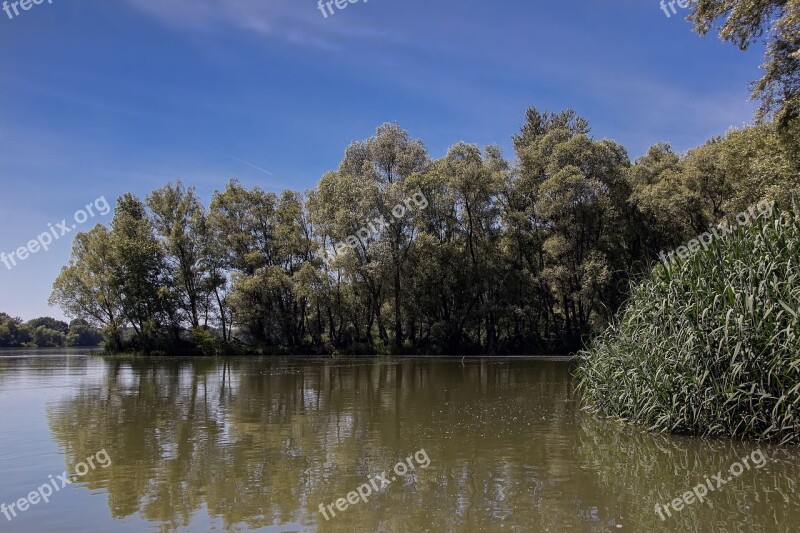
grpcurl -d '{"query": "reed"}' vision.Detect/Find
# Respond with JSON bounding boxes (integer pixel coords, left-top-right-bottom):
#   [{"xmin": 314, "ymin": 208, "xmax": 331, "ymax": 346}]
[{"xmin": 576, "ymin": 204, "xmax": 800, "ymax": 444}]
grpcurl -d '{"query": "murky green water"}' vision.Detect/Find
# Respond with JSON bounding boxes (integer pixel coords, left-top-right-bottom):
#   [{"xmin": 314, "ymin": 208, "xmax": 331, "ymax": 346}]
[{"xmin": 0, "ymin": 353, "xmax": 798, "ymax": 532}]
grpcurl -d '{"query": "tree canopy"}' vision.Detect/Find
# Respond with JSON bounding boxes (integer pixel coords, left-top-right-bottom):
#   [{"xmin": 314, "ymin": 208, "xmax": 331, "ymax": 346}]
[
  {"xmin": 690, "ymin": 0, "xmax": 800, "ymax": 129},
  {"xmin": 0, "ymin": 313, "xmax": 102, "ymax": 348},
  {"xmin": 49, "ymin": 113, "xmax": 796, "ymax": 355}
]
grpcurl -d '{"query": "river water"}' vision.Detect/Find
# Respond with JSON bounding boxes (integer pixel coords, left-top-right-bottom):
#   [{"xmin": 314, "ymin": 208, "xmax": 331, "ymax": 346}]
[{"xmin": 0, "ymin": 352, "xmax": 798, "ymax": 532}]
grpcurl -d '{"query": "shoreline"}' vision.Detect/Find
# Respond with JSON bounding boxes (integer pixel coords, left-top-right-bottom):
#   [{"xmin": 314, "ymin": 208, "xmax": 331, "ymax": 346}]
[{"xmin": 0, "ymin": 349, "xmax": 577, "ymax": 362}]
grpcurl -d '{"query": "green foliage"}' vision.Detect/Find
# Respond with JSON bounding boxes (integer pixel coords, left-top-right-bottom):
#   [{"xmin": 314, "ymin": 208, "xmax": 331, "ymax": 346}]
[
  {"xmin": 0, "ymin": 313, "xmax": 102, "ymax": 348},
  {"xmin": 513, "ymin": 110, "xmax": 633, "ymax": 344},
  {"xmin": 66, "ymin": 319, "xmax": 104, "ymax": 347},
  {"xmin": 626, "ymin": 122, "xmax": 799, "ymax": 268},
  {"xmin": 689, "ymin": 0, "xmax": 799, "ymax": 128},
  {"xmin": 48, "ymin": 112, "xmax": 796, "ymax": 357},
  {"xmin": 576, "ymin": 205, "xmax": 800, "ymax": 444},
  {"xmin": 26, "ymin": 316, "xmax": 68, "ymax": 334},
  {"xmin": 112, "ymin": 193, "xmax": 171, "ymax": 341},
  {"xmin": 148, "ymin": 181, "xmax": 210, "ymax": 329},
  {"xmin": 0, "ymin": 313, "xmax": 29, "ymax": 347},
  {"xmin": 29, "ymin": 326, "xmax": 64, "ymax": 347},
  {"xmin": 191, "ymin": 327, "xmax": 223, "ymax": 356},
  {"xmin": 49, "ymin": 225, "xmax": 125, "ymax": 351}
]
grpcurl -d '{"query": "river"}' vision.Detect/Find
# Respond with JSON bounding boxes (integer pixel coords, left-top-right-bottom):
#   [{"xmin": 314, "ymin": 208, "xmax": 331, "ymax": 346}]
[{"xmin": 0, "ymin": 352, "xmax": 797, "ymax": 532}]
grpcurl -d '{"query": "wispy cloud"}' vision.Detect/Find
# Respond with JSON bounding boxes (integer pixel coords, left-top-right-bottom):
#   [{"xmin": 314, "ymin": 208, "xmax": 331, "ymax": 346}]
[{"xmin": 119, "ymin": 0, "xmax": 403, "ymax": 50}]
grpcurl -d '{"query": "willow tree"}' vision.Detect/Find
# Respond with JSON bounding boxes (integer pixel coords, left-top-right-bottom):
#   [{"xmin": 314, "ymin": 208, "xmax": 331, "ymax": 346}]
[
  {"xmin": 307, "ymin": 170, "xmax": 380, "ymax": 346},
  {"xmin": 147, "ymin": 181, "xmax": 209, "ymax": 329},
  {"xmin": 269, "ymin": 190, "xmax": 319, "ymax": 345},
  {"xmin": 702, "ymin": 123, "xmax": 800, "ymax": 213},
  {"xmin": 49, "ymin": 225, "xmax": 125, "ymax": 351},
  {"xmin": 311, "ymin": 123, "xmax": 429, "ymax": 349},
  {"xmin": 624, "ymin": 142, "xmax": 694, "ymax": 266},
  {"xmin": 513, "ymin": 108, "xmax": 631, "ymax": 344},
  {"xmin": 209, "ymin": 180, "xmax": 277, "ymax": 345},
  {"xmin": 630, "ymin": 124, "xmax": 800, "ymax": 249},
  {"xmin": 408, "ymin": 143, "xmax": 506, "ymax": 351},
  {"xmin": 113, "ymin": 194, "xmax": 173, "ymax": 343},
  {"xmin": 690, "ymin": 1, "xmax": 799, "ymax": 128}
]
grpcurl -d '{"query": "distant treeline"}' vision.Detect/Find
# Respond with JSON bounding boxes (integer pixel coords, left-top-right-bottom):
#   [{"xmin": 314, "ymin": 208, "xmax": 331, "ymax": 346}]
[
  {"xmin": 48, "ymin": 108, "xmax": 799, "ymax": 355},
  {"xmin": 0, "ymin": 313, "xmax": 103, "ymax": 348}
]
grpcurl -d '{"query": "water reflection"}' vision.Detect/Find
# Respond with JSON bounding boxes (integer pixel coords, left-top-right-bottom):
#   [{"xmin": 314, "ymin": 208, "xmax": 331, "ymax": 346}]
[
  {"xmin": 41, "ymin": 358, "xmax": 800, "ymax": 532},
  {"xmin": 0, "ymin": 352, "xmax": 89, "ymax": 389},
  {"xmin": 576, "ymin": 417, "xmax": 800, "ymax": 532}
]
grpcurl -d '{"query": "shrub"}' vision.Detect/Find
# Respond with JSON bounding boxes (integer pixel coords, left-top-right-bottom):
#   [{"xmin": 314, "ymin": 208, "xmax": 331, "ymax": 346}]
[
  {"xmin": 31, "ymin": 325, "xmax": 66, "ymax": 347},
  {"xmin": 191, "ymin": 326, "xmax": 223, "ymax": 356},
  {"xmin": 576, "ymin": 204, "xmax": 800, "ymax": 444}
]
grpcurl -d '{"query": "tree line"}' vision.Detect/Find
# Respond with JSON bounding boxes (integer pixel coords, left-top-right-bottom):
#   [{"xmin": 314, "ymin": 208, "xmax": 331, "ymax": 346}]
[
  {"xmin": 48, "ymin": 111, "xmax": 798, "ymax": 355},
  {"xmin": 48, "ymin": 0, "xmax": 800, "ymax": 355},
  {"xmin": 0, "ymin": 313, "xmax": 103, "ymax": 348}
]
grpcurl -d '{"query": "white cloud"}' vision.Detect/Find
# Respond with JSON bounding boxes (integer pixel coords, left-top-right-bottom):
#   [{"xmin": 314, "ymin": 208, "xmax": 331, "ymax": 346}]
[{"xmin": 120, "ymin": 0, "xmax": 402, "ymax": 50}]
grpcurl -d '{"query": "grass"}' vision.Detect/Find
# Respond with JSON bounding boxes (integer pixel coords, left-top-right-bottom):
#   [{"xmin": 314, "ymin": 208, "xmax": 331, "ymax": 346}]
[{"xmin": 576, "ymin": 204, "xmax": 800, "ymax": 444}]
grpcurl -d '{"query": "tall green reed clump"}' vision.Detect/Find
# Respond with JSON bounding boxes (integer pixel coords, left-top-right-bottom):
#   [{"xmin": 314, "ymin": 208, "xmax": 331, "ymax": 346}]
[{"xmin": 576, "ymin": 205, "xmax": 800, "ymax": 444}]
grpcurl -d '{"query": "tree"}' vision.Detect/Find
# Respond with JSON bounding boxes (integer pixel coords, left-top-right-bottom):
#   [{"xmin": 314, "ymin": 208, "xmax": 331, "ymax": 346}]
[
  {"xmin": 111, "ymin": 194, "xmax": 171, "ymax": 351},
  {"xmin": 50, "ymin": 225, "xmax": 125, "ymax": 351},
  {"xmin": 0, "ymin": 313, "xmax": 29, "ymax": 347},
  {"xmin": 46, "ymin": 111, "xmax": 796, "ymax": 356},
  {"xmin": 710, "ymin": 122, "xmax": 800, "ymax": 211},
  {"xmin": 31, "ymin": 325, "xmax": 65, "ymax": 347},
  {"xmin": 147, "ymin": 181, "xmax": 210, "ymax": 329},
  {"xmin": 307, "ymin": 170, "xmax": 382, "ymax": 346},
  {"xmin": 513, "ymin": 108, "xmax": 631, "ymax": 344},
  {"xmin": 689, "ymin": 1, "xmax": 799, "ymax": 127},
  {"xmin": 209, "ymin": 180, "xmax": 282, "ymax": 345},
  {"xmin": 66, "ymin": 319, "xmax": 104, "ymax": 347},
  {"xmin": 26, "ymin": 317, "xmax": 68, "ymax": 334},
  {"xmin": 204, "ymin": 204, "xmax": 233, "ymax": 343},
  {"xmin": 630, "ymin": 123, "xmax": 799, "ymax": 255},
  {"xmin": 412, "ymin": 143, "xmax": 505, "ymax": 352},
  {"xmin": 335, "ymin": 123, "xmax": 430, "ymax": 348}
]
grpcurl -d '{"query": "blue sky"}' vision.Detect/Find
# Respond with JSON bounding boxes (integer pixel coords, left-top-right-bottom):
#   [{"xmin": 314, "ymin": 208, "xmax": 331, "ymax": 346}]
[{"xmin": 0, "ymin": 0, "xmax": 763, "ymax": 320}]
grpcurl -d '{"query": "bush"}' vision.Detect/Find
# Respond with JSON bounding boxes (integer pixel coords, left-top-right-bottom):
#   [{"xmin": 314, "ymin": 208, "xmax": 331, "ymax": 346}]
[
  {"xmin": 0, "ymin": 314, "xmax": 27, "ymax": 347},
  {"xmin": 576, "ymin": 204, "xmax": 800, "ymax": 444},
  {"xmin": 31, "ymin": 326, "xmax": 66, "ymax": 347},
  {"xmin": 191, "ymin": 326, "xmax": 223, "ymax": 356},
  {"xmin": 66, "ymin": 319, "xmax": 104, "ymax": 346}
]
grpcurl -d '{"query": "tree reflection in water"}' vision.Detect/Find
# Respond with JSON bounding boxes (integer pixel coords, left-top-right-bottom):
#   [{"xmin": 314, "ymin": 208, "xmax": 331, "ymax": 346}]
[{"xmin": 45, "ymin": 358, "xmax": 800, "ymax": 532}]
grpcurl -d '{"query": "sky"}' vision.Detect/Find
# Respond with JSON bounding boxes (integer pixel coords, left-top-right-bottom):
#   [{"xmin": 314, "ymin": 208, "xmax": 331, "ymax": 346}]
[{"xmin": 0, "ymin": 0, "xmax": 764, "ymax": 320}]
